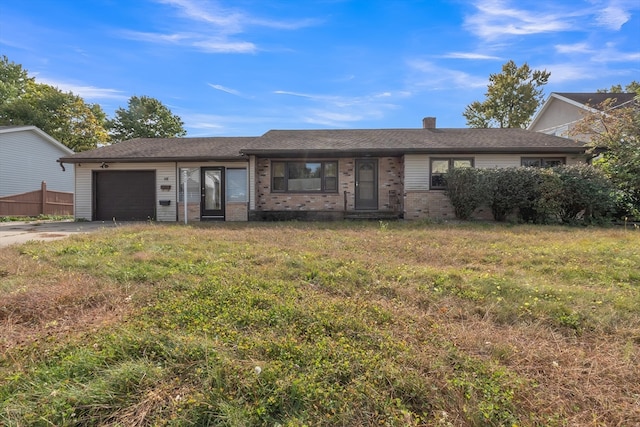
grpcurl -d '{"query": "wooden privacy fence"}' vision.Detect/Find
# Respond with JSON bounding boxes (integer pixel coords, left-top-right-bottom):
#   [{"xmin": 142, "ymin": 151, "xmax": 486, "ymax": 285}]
[{"xmin": 0, "ymin": 181, "xmax": 73, "ymax": 217}]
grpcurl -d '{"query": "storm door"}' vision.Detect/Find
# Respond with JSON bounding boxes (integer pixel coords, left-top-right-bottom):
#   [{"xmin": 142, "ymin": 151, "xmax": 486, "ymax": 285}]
[
  {"xmin": 201, "ymin": 167, "xmax": 225, "ymax": 219},
  {"xmin": 355, "ymin": 159, "xmax": 378, "ymax": 210}
]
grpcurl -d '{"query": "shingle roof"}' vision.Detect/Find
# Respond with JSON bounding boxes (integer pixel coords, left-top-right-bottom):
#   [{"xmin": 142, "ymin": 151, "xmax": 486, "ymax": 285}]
[
  {"xmin": 59, "ymin": 136, "xmax": 255, "ymax": 163},
  {"xmin": 555, "ymin": 93, "xmax": 636, "ymax": 109},
  {"xmin": 59, "ymin": 128, "xmax": 586, "ymax": 163},
  {"xmin": 241, "ymin": 128, "xmax": 586, "ymax": 156}
]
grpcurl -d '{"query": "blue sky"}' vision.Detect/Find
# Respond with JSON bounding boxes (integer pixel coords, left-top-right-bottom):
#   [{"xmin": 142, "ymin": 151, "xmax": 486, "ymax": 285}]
[{"xmin": 1, "ymin": 0, "xmax": 639, "ymax": 136}]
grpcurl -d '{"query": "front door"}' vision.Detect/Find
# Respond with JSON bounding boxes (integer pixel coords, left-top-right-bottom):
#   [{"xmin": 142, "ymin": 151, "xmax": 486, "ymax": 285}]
[
  {"xmin": 355, "ymin": 159, "xmax": 378, "ymax": 210},
  {"xmin": 201, "ymin": 168, "xmax": 225, "ymax": 220}
]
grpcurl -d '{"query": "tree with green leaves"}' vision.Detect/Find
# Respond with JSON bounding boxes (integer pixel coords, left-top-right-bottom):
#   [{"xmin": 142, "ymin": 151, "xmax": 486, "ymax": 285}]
[
  {"xmin": 0, "ymin": 55, "xmax": 33, "ymax": 105},
  {"xmin": 107, "ymin": 96, "xmax": 186, "ymax": 142},
  {"xmin": 464, "ymin": 60, "xmax": 550, "ymax": 128},
  {"xmin": 0, "ymin": 56, "xmax": 109, "ymax": 151},
  {"xmin": 0, "ymin": 81, "xmax": 109, "ymax": 152},
  {"xmin": 571, "ymin": 91, "xmax": 640, "ymax": 218},
  {"xmin": 597, "ymin": 81, "xmax": 640, "ymax": 95}
]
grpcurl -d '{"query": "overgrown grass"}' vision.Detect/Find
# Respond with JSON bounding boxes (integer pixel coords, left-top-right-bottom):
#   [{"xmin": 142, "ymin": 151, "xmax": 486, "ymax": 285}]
[
  {"xmin": 0, "ymin": 214, "xmax": 74, "ymax": 222},
  {"xmin": 1, "ymin": 221, "xmax": 638, "ymax": 426}
]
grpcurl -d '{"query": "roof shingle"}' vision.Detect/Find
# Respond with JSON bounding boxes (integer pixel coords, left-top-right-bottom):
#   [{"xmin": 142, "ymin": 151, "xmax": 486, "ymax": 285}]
[{"xmin": 59, "ymin": 128, "xmax": 586, "ymax": 163}]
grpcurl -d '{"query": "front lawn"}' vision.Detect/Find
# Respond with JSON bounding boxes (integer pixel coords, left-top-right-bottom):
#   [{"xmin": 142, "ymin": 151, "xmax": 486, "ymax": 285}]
[{"xmin": 1, "ymin": 221, "xmax": 638, "ymax": 426}]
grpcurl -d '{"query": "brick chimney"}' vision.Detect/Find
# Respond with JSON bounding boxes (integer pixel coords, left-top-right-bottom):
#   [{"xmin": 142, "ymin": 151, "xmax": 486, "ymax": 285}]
[{"xmin": 422, "ymin": 117, "xmax": 436, "ymax": 129}]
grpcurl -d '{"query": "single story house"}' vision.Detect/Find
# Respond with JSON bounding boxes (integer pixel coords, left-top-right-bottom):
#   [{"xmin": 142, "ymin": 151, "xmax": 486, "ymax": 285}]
[
  {"xmin": 1, "ymin": 125, "xmax": 74, "ymax": 197},
  {"xmin": 58, "ymin": 118, "xmax": 588, "ymax": 222}
]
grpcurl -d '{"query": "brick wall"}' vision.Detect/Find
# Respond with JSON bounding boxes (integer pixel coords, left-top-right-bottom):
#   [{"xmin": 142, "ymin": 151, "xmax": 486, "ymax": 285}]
[
  {"xmin": 404, "ymin": 191, "xmax": 496, "ymax": 220},
  {"xmin": 254, "ymin": 157, "xmax": 403, "ymax": 212},
  {"xmin": 404, "ymin": 190, "xmax": 455, "ymax": 219},
  {"xmin": 177, "ymin": 202, "xmax": 200, "ymax": 222},
  {"xmin": 226, "ymin": 202, "xmax": 248, "ymax": 221},
  {"xmin": 177, "ymin": 201, "xmax": 248, "ymax": 222}
]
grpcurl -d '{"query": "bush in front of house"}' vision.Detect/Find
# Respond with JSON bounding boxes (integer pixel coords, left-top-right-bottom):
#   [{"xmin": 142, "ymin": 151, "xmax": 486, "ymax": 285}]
[
  {"xmin": 444, "ymin": 167, "xmax": 487, "ymax": 220},
  {"xmin": 444, "ymin": 165, "xmax": 616, "ymax": 224},
  {"xmin": 483, "ymin": 168, "xmax": 537, "ymax": 222},
  {"xmin": 553, "ymin": 164, "xmax": 617, "ymax": 224}
]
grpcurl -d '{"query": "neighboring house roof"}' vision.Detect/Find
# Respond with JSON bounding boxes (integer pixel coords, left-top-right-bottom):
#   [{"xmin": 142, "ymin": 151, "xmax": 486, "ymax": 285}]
[
  {"xmin": 528, "ymin": 92, "xmax": 637, "ymax": 132},
  {"xmin": 59, "ymin": 137, "xmax": 257, "ymax": 163},
  {"xmin": 58, "ymin": 128, "xmax": 585, "ymax": 164},
  {"xmin": 0, "ymin": 125, "xmax": 74, "ymax": 155},
  {"xmin": 554, "ymin": 92, "xmax": 636, "ymax": 109}
]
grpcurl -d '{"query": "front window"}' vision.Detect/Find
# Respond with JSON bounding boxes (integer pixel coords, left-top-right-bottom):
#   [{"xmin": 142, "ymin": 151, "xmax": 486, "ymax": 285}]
[
  {"xmin": 179, "ymin": 168, "xmax": 200, "ymax": 202},
  {"xmin": 226, "ymin": 168, "xmax": 247, "ymax": 202},
  {"xmin": 430, "ymin": 158, "xmax": 473, "ymax": 189},
  {"xmin": 521, "ymin": 157, "xmax": 565, "ymax": 168},
  {"xmin": 272, "ymin": 161, "xmax": 338, "ymax": 193}
]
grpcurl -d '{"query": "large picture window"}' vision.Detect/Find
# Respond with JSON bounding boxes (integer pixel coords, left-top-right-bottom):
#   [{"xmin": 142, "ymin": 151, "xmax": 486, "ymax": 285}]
[
  {"xmin": 272, "ymin": 161, "xmax": 338, "ymax": 193},
  {"xmin": 430, "ymin": 158, "xmax": 473, "ymax": 189},
  {"xmin": 521, "ymin": 157, "xmax": 565, "ymax": 168}
]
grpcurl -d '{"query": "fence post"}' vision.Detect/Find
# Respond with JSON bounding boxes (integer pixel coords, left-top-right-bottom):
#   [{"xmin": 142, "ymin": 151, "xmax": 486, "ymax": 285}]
[{"xmin": 41, "ymin": 181, "xmax": 47, "ymax": 215}]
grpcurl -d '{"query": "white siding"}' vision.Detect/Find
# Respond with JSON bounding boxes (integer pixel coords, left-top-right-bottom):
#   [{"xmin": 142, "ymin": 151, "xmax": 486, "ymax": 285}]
[
  {"xmin": 404, "ymin": 154, "xmax": 430, "ymax": 191},
  {"xmin": 403, "ymin": 153, "xmax": 586, "ymax": 194},
  {"xmin": 74, "ymin": 165, "xmax": 93, "ymax": 220},
  {"xmin": 529, "ymin": 98, "xmax": 583, "ymax": 136},
  {"xmin": 476, "ymin": 153, "xmax": 585, "ymax": 168},
  {"xmin": 0, "ymin": 129, "xmax": 74, "ymax": 197},
  {"xmin": 475, "ymin": 155, "xmax": 522, "ymax": 169}
]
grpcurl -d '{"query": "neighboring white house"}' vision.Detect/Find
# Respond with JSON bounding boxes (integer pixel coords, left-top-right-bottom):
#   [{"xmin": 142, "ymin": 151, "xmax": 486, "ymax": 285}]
[
  {"xmin": 528, "ymin": 92, "xmax": 637, "ymax": 140},
  {"xmin": 0, "ymin": 125, "xmax": 74, "ymax": 197}
]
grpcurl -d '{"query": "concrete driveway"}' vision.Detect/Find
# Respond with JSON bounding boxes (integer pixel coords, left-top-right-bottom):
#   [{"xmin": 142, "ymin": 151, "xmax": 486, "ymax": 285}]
[{"xmin": 0, "ymin": 220, "xmax": 118, "ymax": 248}]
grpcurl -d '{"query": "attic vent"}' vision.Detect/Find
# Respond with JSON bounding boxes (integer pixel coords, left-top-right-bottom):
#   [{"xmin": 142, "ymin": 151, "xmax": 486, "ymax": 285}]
[{"xmin": 422, "ymin": 117, "xmax": 436, "ymax": 129}]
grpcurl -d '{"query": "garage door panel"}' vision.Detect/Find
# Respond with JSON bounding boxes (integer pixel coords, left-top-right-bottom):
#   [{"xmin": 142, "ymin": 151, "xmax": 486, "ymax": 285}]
[{"xmin": 94, "ymin": 171, "xmax": 155, "ymax": 221}]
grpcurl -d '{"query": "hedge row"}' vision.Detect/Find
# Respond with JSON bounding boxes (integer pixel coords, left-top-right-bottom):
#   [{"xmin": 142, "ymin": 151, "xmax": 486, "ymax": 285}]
[{"xmin": 444, "ymin": 165, "xmax": 617, "ymax": 224}]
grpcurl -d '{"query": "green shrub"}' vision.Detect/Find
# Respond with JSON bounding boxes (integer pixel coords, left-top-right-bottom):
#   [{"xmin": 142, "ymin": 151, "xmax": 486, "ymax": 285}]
[
  {"xmin": 484, "ymin": 168, "xmax": 536, "ymax": 222},
  {"xmin": 554, "ymin": 164, "xmax": 616, "ymax": 224},
  {"xmin": 517, "ymin": 168, "xmax": 563, "ymax": 224},
  {"xmin": 444, "ymin": 168, "xmax": 486, "ymax": 220}
]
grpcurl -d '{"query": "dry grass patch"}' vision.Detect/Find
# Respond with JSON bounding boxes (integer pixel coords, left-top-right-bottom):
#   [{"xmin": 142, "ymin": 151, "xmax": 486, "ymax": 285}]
[{"xmin": 0, "ymin": 245, "xmax": 138, "ymax": 352}]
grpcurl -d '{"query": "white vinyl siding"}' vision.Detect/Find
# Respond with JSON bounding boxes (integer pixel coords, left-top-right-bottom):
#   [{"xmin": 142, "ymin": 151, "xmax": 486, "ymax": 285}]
[
  {"xmin": 403, "ymin": 153, "xmax": 585, "ymax": 194},
  {"xmin": 474, "ymin": 155, "xmax": 522, "ymax": 169},
  {"xmin": 0, "ymin": 128, "xmax": 74, "ymax": 197},
  {"xmin": 475, "ymin": 154, "xmax": 583, "ymax": 168}
]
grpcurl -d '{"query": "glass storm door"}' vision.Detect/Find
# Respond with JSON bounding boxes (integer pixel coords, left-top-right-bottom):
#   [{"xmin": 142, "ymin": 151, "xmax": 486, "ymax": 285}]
[
  {"xmin": 201, "ymin": 168, "xmax": 225, "ymax": 219},
  {"xmin": 355, "ymin": 159, "xmax": 378, "ymax": 210}
]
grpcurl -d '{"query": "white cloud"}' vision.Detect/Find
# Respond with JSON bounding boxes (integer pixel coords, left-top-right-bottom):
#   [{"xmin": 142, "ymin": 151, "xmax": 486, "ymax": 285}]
[
  {"xmin": 555, "ymin": 42, "xmax": 593, "ymax": 54},
  {"xmin": 273, "ymin": 90, "xmax": 316, "ymax": 99},
  {"xmin": 120, "ymin": 30, "xmax": 257, "ymax": 53},
  {"xmin": 273, "ymin": 89, "xmax": 401, "ymax": 127},
  {"xmin": 406, "ymin": 60, "xmax": 488, "ymax": 89},
  {"xmin": 118, "ymin": 0, "xmax": 319, "ymax": 54},
  {"xmin": 37, "ymin": 77, "xmax": 127, "ymax": 100},
  {"xmin": 591, "ymin": 42, "xmax": 640, "ymax": 62},
  {"xmin": 465, "ymin": 0, "xmax": 571, "ymax": 40},
  {"xmin": 595, "ymin": 3, "xmax": 631, "ymax": 30},
  {"xmin": 465, "ymin": 0, "xmax": 638, "ymax": 41},
  {"xmin": 208, "ymin": 83, "xmax": 242, "ymax": 96},
  {"xmin": 442, "ymin": 52, "xmax": 502, "ymax": 60},
  {"xmin": 157, "ymin": 0, "xmax": 320, "ymax": 31}
]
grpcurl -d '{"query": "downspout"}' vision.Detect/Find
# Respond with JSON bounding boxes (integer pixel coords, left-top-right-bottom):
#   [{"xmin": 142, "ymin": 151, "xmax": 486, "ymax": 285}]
[{"xmin": 182, "ymin": 168, "xmax": 188, "ymax": 225}]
